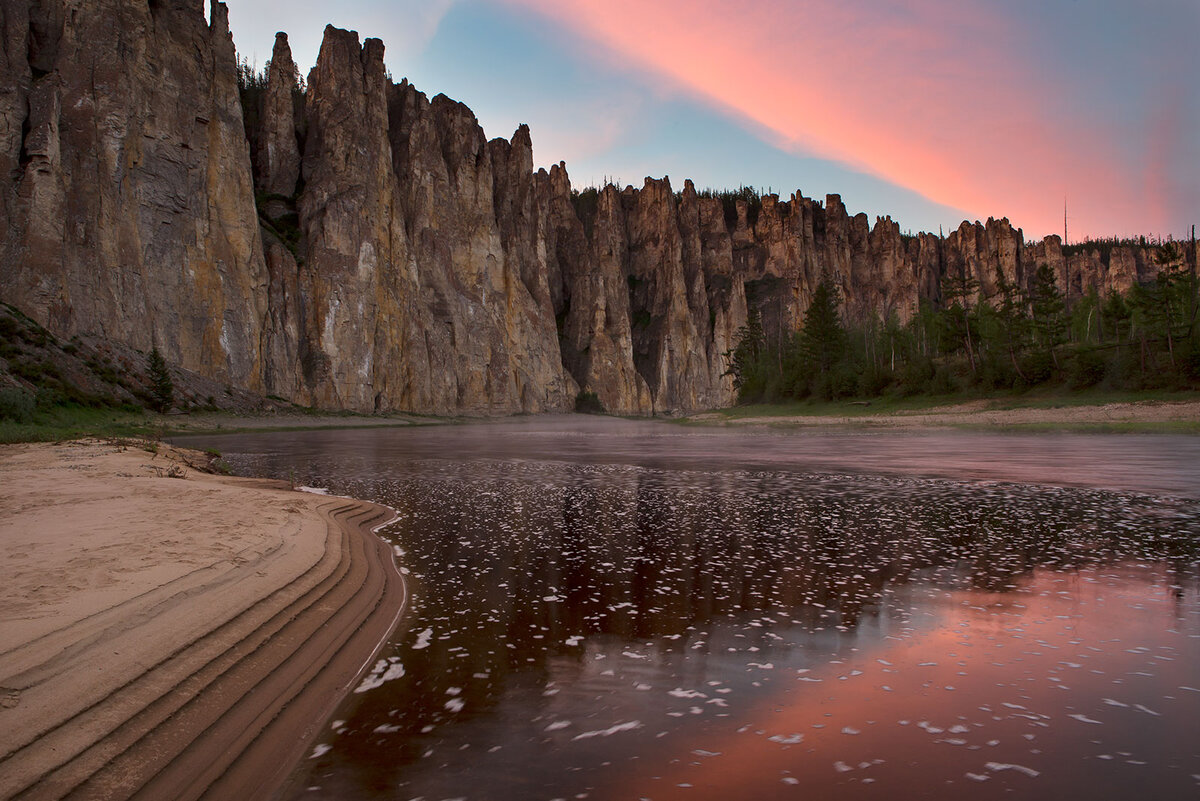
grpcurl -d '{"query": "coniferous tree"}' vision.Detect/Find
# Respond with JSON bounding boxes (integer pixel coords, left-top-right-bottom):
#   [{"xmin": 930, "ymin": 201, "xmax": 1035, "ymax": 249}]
[
  {"xmin": 724, "ymin": 307, "xmax": 768, "ymax": 400},
  {"xmin": 147, "ymin": 346, "xmax": 175, "ymax": 413},
  {"xmin": 714, "ymin": 235, "xmax": 1195, "ymax": 399},
  {"xmin": 1134, "ymin": 243, "xmax": 1197, "ymax": 372},
  {"xmin": 992, "ymin": 265, "xmax": 1029, "ymax": 383},
  {"xmin": 797, "ymin": 274, "xmax": 846, "ymax": 399},
  {"xmin": 939, "ymin": 262, "xmax": 980, "ymax": 374},
  {"xmin": 1029, "ymin": 263, "xmax": 1067, "ymax": 372},
  {"xmin": 1102, "ymin": 289, "xmax": 1132, "ymax": 346}
]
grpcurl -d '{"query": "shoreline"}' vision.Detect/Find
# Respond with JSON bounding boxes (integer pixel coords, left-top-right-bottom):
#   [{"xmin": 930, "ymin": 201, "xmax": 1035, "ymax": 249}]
[
  {"xmin": 681, "ymin": 397, "xmax": 1200, "ymax": 432},
  {"xmin": 0, "ymin": 440, "xmax": 407, "ymax": 801}
]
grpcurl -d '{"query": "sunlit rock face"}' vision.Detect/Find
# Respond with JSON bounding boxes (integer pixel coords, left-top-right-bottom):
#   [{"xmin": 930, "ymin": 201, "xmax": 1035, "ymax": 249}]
[
  {"xmin": 539, "ymin": 167, "xmax": 653, "ymax": 415},
  {"xmin": 1, "ymin": 7, "xmax": 1192, "ymax": 414},
  {"xmin": 264, "ymin": 27, "xmax": 575, "ymax": 413}
]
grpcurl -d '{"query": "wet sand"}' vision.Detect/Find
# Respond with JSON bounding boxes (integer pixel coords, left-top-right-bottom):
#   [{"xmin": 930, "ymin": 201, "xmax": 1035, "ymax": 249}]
[{"xmin": 0, "ymin": 440, "xmax": 406, "ymax": 801}]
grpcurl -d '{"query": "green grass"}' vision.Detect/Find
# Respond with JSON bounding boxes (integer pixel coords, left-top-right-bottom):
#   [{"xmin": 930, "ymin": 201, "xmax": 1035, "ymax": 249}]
[
  {"xmin": 957, "ymin": 420, "xmax": 1200, "ymax": 435},
  {"xmin": 695, "ymin": 387, "xmax": 1198, "ymax": 422},
  {"xmin": 0, "ymin": 404, "xmax": 450, "ymax": 444},
  {"xmin": 0, "ymin": 405, "xmax": 156, "ymax": 444},
  {"xmin": 167, "ymin": 420, "xmax": 428, "ymax": 438},
  {"xmin": 702, "ymin": 394, "xmax": 963, "ymax": 420},
  {"xmin": 976, "ymin": 387, "xmax": 1197, "ymax": 410}
]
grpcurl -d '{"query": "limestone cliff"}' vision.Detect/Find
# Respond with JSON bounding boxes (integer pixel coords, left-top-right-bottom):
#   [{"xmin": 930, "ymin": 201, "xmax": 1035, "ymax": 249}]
[{"xmin": 1, "ymin": 6, "xmax": 1194, "ymax": 416}]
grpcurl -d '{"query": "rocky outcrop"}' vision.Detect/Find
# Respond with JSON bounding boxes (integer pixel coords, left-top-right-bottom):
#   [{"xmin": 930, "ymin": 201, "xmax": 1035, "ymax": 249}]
[
  {"xmin": 270, "ymin": 29, "xmax": 574, "ymax": 413},
  {"xmin": 0, "ymin": 0, "xmax": 267, "ymax": 389},
  {"xmin": 539, "ymin": 167, "xmax": 652, "ymax": 414},
  {"xmin": 945, "ymin": 218, "xmax": 1025, "ymax": 299},
  {"xmin": 254, "ymin": 32, "xmax": 301, "ymax": 199},
  {"xmin": 1, "ymin": 6, "xmax": 1194, "ymax": 416}
]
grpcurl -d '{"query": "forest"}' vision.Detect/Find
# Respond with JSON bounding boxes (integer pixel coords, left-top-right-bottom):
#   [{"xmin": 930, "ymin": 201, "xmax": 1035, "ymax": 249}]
[{"xmin": 725, "ymin": 242, "xmax": 1200, "ymax": 403}]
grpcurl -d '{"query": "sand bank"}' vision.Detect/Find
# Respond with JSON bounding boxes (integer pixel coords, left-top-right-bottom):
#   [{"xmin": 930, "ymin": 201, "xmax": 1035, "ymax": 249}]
[
  {"xmin": 687, "ymin": 398, "xmax": 1200, "ymax": 429},
  {"xmin": 0, "ymin": 440, "xmax": 406, "ymax": 800}
]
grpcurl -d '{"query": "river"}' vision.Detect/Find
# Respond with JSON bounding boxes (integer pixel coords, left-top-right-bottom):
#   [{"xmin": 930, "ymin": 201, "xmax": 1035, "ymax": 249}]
[{"xmin": 178, "ymin": 417, "xmax": 1200, "ymax": 800}]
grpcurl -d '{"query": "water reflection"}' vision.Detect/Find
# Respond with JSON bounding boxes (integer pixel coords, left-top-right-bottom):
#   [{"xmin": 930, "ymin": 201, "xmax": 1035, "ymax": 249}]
[{"xmin": 177, "ymin": 422, "xmax": 1200, "ymax": 800}]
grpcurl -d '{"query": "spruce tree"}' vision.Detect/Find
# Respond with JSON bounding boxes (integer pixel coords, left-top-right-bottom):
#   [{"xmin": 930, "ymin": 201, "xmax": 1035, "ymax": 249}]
[
  {"xmin": 724, "ymin": 307, "xmax": 768, "ymax": 400},
  {"xmin": 1029, "ymin": 264, "xmax": 1067, "ymax": 370},
  {"xmin": 147, "ymin": 346, "xmax": 175, "ymax": 413},
  {"xmin": 992, "ymin": 265, "xmax": 1029, "ymax": 382},
  {"xmin": 939, "ymin": 263, "xmax": 980, "ymax": 374},
  {"xmin": 797, "ymin": 274, "xmax": 846, "ymax": 398}
]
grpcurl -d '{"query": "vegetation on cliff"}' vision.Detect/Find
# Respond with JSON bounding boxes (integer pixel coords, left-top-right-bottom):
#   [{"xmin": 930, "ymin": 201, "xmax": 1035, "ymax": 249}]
[{"xmin": 0, "ymin": 305, "xmax": 297, "ymax": 442}]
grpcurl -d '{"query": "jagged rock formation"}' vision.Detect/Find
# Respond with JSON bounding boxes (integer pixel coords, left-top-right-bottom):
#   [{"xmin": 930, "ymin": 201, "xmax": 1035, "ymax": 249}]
[
  {"xmin": 1, "ymin": 4, "xmax": 1195, "ymax": 415},
  {"xmin": 254, "ymin": 32, "xmax": 301, "ymax": 199},
  {"xmin": 277, "ymin": 27, "xmax": 575, "ymax": 413}
]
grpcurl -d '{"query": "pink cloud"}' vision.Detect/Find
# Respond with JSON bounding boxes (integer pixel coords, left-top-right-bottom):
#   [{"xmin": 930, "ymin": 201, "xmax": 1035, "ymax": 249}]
[{"xmin": 499, "ymin": 0, "xmax": 1164, "ymax": 238}]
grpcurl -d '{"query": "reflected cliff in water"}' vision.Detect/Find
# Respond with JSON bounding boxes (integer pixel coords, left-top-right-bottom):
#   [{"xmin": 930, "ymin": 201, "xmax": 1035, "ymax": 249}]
[{"xmin": 179, "ymin": 419, "xmax": 1200, "ymax": 800}]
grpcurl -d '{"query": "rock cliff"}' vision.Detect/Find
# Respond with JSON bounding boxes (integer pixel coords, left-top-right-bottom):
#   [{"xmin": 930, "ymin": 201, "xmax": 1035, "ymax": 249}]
[
  {"xmin": 0, "ymin": 0, "xmax": 266, "ymax": 390},
  {"xmin": 1, "ymin": 6, "xmax": 1194, "ymax": 414}
]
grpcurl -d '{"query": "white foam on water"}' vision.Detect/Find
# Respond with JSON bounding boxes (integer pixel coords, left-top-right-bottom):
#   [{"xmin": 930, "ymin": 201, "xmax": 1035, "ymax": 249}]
[
  {"xmin": 986, "ymin": 762, "xmax": 1041, "ymax": 777},
  {"xmin": 572, "ymin": 720, "xmax": 643, "ymax": 740}
]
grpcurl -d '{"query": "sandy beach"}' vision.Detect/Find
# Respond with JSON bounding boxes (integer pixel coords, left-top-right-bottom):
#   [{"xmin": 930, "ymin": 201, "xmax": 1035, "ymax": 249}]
[{"xmin": 0, "ymin": 440, "xmax": 406, "ymax": 801}]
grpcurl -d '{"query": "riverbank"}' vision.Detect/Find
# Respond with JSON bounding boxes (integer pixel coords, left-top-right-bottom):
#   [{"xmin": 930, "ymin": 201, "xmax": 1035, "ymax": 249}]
[
  {"xmin": 0, "ymin": 405, "xmax": 442, "ymax": 444},
  {"xmin": 683, "ymin": 396, "xmax": 1200, "ymax": 432},
  {"xmin": 0, "ymin": 439, "xmax": 406, "ymax": 800}
]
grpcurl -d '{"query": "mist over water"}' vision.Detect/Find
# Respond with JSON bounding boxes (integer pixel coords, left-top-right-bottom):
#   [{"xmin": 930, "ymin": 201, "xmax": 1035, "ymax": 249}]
[{"xmin": 180, "ymin": 419, "xmax": 1200, "ymax": 800}]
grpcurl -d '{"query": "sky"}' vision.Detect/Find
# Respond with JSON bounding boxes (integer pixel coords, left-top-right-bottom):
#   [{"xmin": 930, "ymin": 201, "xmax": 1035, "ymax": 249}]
[{"xmin": 224, "ymin": 0, "xmax": 1199, "ymax": 242}]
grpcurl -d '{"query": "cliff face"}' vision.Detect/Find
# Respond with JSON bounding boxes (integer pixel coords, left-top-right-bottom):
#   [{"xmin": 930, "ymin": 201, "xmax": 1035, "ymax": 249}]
[
  {"xmin": 1, "ymin": 7, "xmax": 1193, "ymax": 415},
  {"xmin": 271, "ymin": 28, "xmax": 575, "ymax": 413},
  {"xmin": 0, "ymin": 0, "xmax": 266, "ymax": 389}
]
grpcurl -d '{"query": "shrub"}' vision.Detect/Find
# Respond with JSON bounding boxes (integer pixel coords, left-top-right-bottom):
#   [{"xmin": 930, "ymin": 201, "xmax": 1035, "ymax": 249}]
[
  {"xmin": 1021, "ymin": 352, "xmax": 1054, "ymax": 385},
  {"xmin": 856, "ymin": 364, "xmax": 891, "ymax": 397},
  {"xmin": 1068, "ymin": 348, "xmax": 1106, "ymax": 389},
  {"xmin": 927, "ymin": 366, "xmax": 956, "ymax": 395},
  {"xmin": 35, "ymin": 387, "xmax": 65, "ymax": 409},
  {"xmin": 0, "ymin": 386, "xmax": 35, "ymax": 422},
  {"xmin": 574, "ymin": 390, "xmax": 605, "ymax": 414}
]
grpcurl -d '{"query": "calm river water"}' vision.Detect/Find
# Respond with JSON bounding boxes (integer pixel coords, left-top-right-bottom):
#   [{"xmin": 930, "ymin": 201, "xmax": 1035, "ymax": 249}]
[{"xmin": 178, "ymin": 418, "xmax": 1200, "ymax": 800}]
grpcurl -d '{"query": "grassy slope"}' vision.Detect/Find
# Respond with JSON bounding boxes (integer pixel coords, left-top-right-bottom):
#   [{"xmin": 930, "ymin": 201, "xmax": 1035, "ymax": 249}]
[{"xmin": 0, "ymin": 406, "xmax": 156, "ymax": 444}]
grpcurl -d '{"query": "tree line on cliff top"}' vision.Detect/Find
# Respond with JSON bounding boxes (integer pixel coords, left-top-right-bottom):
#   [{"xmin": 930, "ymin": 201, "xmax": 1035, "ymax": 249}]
[{"xmin": 726, "ymin": 243, "xmax": 1200, "ymax": 402}]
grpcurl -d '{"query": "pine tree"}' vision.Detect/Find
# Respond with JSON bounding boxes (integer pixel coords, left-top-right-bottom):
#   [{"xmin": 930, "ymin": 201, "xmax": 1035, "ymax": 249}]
[
  {"xmin": 992, "ymin": 265, "xmax": 1029, "ymax": 382},
  {"xmin": 1137, "ymin": 243, "xmax": 1197, "ymax": 371},
  {"xmin": 797, "ymin": 274, "xmax": 846, "ymax": 398},
  {"xmin": 1101, "ymin": 289, "xmax": 1131, "ymax": 345},
  {"xmin": 147, "ymin": 346, "xmax": 175, "ymax": 413},
  {"xmin": 724, "ymin": 307, "xmax": 768, "ymax": 400},
  {"xmin": 939, "ymin": 262, "xmax": 980, "ymax": 373},
  {"xmin": 1029, "ymin": 263, "xmax": 1067, "ymax": 370}
]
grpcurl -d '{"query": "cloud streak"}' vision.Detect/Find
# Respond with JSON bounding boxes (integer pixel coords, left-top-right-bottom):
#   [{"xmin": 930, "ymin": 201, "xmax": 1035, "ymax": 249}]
[{"xmin": 500, "ymin": 0, "xmax": 1196, "ymax": 238}]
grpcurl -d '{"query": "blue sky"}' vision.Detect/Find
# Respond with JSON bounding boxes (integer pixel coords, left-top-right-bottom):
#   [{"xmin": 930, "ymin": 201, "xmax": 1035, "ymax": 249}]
[{"xmin": 225, "ymin": 0, "xmax": 1199, "ymax": 242}]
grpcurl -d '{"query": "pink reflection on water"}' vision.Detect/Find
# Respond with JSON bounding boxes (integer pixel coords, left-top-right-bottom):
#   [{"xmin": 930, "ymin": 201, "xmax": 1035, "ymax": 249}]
[{"xmin": 601, "ymin": 563, "xmax": 1199, "ymax": 799}]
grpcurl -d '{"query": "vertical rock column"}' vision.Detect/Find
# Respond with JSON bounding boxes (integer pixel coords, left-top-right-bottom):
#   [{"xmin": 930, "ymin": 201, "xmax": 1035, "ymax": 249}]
[
  {"xmin": 538, "ymin": 165, "xmax": 651, "ymax": 414},
  {"xmin": 299, "ymin": 27, "xmax": 412, "ymax": 411},
  {"xmin": 296, "ymin": 26, "xmax": 574, "ymax": 413},
  {"xmin": 255, "ymin": 31, "xmax": 305, "ymax": 400},
  {"xmin": 0, "ymin": 0, "xmax": 268, "ymax": 388}
]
